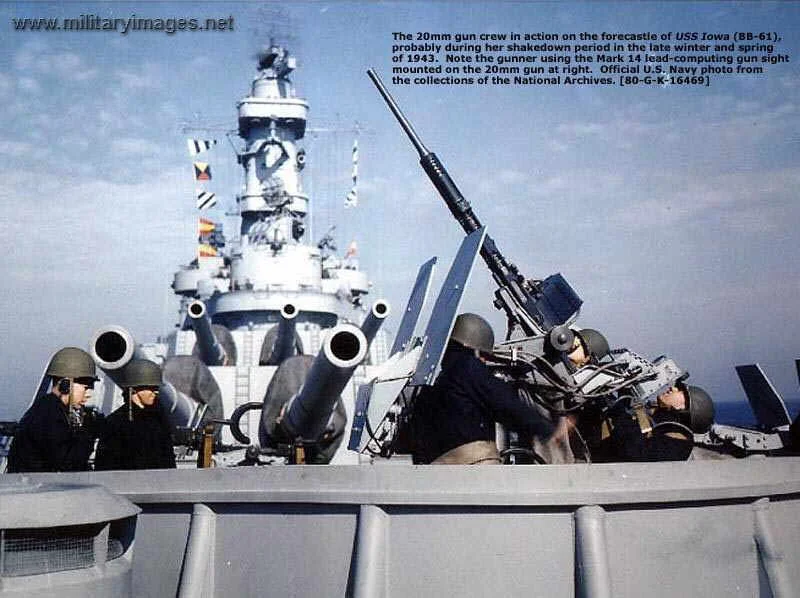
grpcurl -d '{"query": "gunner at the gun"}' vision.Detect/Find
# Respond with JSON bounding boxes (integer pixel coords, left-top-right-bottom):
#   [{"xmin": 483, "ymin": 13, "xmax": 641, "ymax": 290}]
[
  {"xmin": 592, "ymin": 382, "xmax": 714, "ymax": 462},
  {"xmin": 7, "ymin": 347, "xmax": 102, "ymax": 473},
  {"xmin": 95, "ymin": 359, "xmax": 176, "ymax": 471},
  {"xmin": 411, "ymin": 313, "xmax": 557, "ymax": 465}
]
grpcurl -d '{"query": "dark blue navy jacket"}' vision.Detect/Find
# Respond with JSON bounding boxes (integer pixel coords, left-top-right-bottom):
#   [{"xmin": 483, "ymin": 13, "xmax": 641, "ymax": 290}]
[
  {"xmin": 412, "ymin": 344, "xmax": 554, "ymax": 463},
  {"xmin": 7, "ymin": 393, "xmax": 94, "ymax": 473},
  {"xmin": 95, "ymin": 403, "xmax": 176, "ymax": 471},
  {"xmin": 594, "ymin": 409, "xmax": 693, "ymax": 462}
]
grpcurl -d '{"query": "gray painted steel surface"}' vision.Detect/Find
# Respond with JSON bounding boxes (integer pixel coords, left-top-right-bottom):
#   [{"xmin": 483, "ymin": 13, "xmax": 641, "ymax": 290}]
[
  {"xmin": 0, "ymin": 483, "xmax": 139, "ymax": 597},
  {"xmin": 0, "ymin": 483, "xmax": 138, "ymax": 528},
  {"xmin": 390, "ymin": 257, "xmax": 437, "ymax": 356},
  {"xmin": 4, "ymin": 458, "xmax": 799, "ymax": 597},
  {"xmin": 411, "ymin": 227, "xmax": 487, "ymax": 387},
  {"xmin": 736, "ymin": 364, "xmax": 792, "ymax": 429},
  {"xmin": 0, "ymin": 559, "xmax": 134, "ymax": 598}
]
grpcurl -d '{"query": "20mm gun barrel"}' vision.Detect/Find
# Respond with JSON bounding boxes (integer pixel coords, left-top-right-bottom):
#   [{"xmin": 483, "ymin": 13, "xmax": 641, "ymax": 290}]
[{"xmin": 367, "ymin": 69, "xmax": 582, "ymax": 337}]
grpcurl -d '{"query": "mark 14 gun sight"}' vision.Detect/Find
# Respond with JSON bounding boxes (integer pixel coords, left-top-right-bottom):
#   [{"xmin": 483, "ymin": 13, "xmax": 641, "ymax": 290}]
[{"xmin": 367, "ymin": 69, "xmax": 582, "ymax": 338}]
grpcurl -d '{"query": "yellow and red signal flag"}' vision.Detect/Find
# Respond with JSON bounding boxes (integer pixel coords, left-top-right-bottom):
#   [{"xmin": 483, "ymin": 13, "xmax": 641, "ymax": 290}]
[
  {"xmin": 198, "ymin": 217, "xmax": 216, "ymax": 234},
  {"xmin": 198, "ymin": 243, "xmax": 218, "ymax": 257},
  {"xmin": 194, "ymin": 162, "xmax": 212, "ymax": 181}
]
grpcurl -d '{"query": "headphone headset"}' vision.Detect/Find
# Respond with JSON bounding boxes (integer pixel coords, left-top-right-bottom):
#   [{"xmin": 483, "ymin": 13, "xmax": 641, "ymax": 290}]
[{"xmin": 57, "ymin": 378, "xmax": 71, "ymax": 395}]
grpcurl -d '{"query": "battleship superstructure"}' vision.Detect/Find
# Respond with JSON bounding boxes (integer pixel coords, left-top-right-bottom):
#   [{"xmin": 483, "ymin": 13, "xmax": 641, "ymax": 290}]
[{"xmin": 93, "ymin": 44, "xmax": 389, "ymax": 463}]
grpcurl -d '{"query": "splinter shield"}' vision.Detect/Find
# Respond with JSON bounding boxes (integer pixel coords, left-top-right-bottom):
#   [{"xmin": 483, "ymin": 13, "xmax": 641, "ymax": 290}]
[
  {"xmin": 736, "ymin": 364, "xmax": 792, "ymax": 430},
  {"xmin": 411, "ymin": 227, "xmax": 487, "ymax": 387},
  {"xmin": 390, "ymin": 256, "xmax": 437, "ymax": 356}
]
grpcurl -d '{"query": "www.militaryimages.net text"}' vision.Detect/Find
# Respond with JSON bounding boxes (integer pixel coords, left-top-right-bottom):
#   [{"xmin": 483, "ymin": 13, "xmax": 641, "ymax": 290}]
[
  {"xmin": 11, "ymin": 14, "xmax": 234, "ymax": 34},
  {"xmin": 391, "ymin": 30, "xmax": 790, "ymax": 88}
]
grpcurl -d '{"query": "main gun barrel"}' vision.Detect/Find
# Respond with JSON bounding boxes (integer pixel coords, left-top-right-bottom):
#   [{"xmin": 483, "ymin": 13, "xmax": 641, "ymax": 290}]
[
  {"xmin": 281, "ymin": 324, "xmax": 368, "ymax": 441},
  {"xmin": 267, "ymin": 303, "xmax": 300, "ymax": 366},
  {"xmin": 360, "ymin": 299, "xmax": 391, "ymax": 346},
  {"xmin": 158, "ymin": 381, "xmax": 207, "ymax": 432},
  {"xmin": 89, "ymin": 325, "xmax": 137, "ymax": 387},
  {"xmin": 188, "ymin": 300, "xmax": 228, "ymax": 366}
]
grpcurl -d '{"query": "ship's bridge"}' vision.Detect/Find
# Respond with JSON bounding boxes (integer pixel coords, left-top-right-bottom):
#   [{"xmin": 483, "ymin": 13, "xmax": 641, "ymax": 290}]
[
  {"xmin": 237, "ymin": 97, "xmax": 308, "ymax": 139},
  {"xmin": 208, "ymin": 290, "xmax": 340, "ymax": 331}
]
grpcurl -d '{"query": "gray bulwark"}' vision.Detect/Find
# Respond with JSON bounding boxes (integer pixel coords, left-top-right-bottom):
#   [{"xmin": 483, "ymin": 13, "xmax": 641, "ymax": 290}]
[
  {"xmin": 4, "ymin": 459, "xmax": 800, "ymax": 597},
  {"xmin": 0, "ymin": 481, "xmax": 139, "ymax": 596}
]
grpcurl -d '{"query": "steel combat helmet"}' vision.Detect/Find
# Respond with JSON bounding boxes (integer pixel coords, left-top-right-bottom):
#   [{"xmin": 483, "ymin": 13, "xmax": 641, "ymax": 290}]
[
  {"xmin": 46, "ymin": 347, "xmax": 98, "ymax": 380},
  {"xmin": 574, "ymin": 329, "xmax": 610, "ymax": 361},
  {"xmin": 685, "ymin": 385, "xmax": 714, "ymax": 434},
  {"xmin": 450, "ymin": 313, "xmax": 495, "ymax": 353},
  {"xmin": 116, "ymin": 359, "xmax": 162, "ymax": 389}
]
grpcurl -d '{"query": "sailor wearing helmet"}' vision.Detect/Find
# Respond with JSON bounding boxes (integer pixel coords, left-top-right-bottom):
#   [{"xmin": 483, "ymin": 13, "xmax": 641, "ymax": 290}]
[
  {"xmin": 95, "ymin": 359, "xmax": 176, "ymax": 471},
  {"xmin": 411, "ymin": 313, "xmax": 556, "ymax": 465},
  {"xmin": 7, "ymin": 347, "xmax": 102, "ymax": 473}
]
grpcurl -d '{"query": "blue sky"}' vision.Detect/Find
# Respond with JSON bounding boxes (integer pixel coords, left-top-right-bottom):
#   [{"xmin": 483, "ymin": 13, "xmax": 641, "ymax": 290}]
[{"xmin": 1, "ymin": 2, "xmax": 799, "ymax": 419}]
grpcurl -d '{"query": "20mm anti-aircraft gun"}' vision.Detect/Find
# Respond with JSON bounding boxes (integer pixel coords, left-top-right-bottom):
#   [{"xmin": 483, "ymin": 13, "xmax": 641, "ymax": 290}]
[{"xmin": 349, "ymin": 72, "xmax": 701, "ymax": 462}]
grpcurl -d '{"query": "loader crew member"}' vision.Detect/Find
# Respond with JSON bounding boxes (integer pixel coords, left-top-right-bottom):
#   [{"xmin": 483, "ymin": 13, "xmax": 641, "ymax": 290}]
[
  {"xmin": 595, "ymin": 382, "xmax": 714, "ymax": 462},
  {"xmin": 567, "ymin": 328, "xmax": 610, "ymax": 369},
  {"xmin": 7, "ymin": 347, "xmax": 101, "ymax": 473},
  {"xmin": 544, "ymin": 328, "xmax": 611, "ymax": 463},
  {"xmin": 532, "ymin": 328, "xmax": 611, "ymax": 463},
  {"xmin": 412, "ymin": 313, "xmax": 555, "ymax": 464},
  {"xmin": 95, "ymin": 359, "xmax": 176, "ymax": 470}
]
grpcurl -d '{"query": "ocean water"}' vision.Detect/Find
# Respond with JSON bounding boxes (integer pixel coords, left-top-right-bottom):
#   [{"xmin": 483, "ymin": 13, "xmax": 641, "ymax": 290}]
[{"xmin": 716, "ymin": 398, "xmax": 800, "ymax": 428}]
